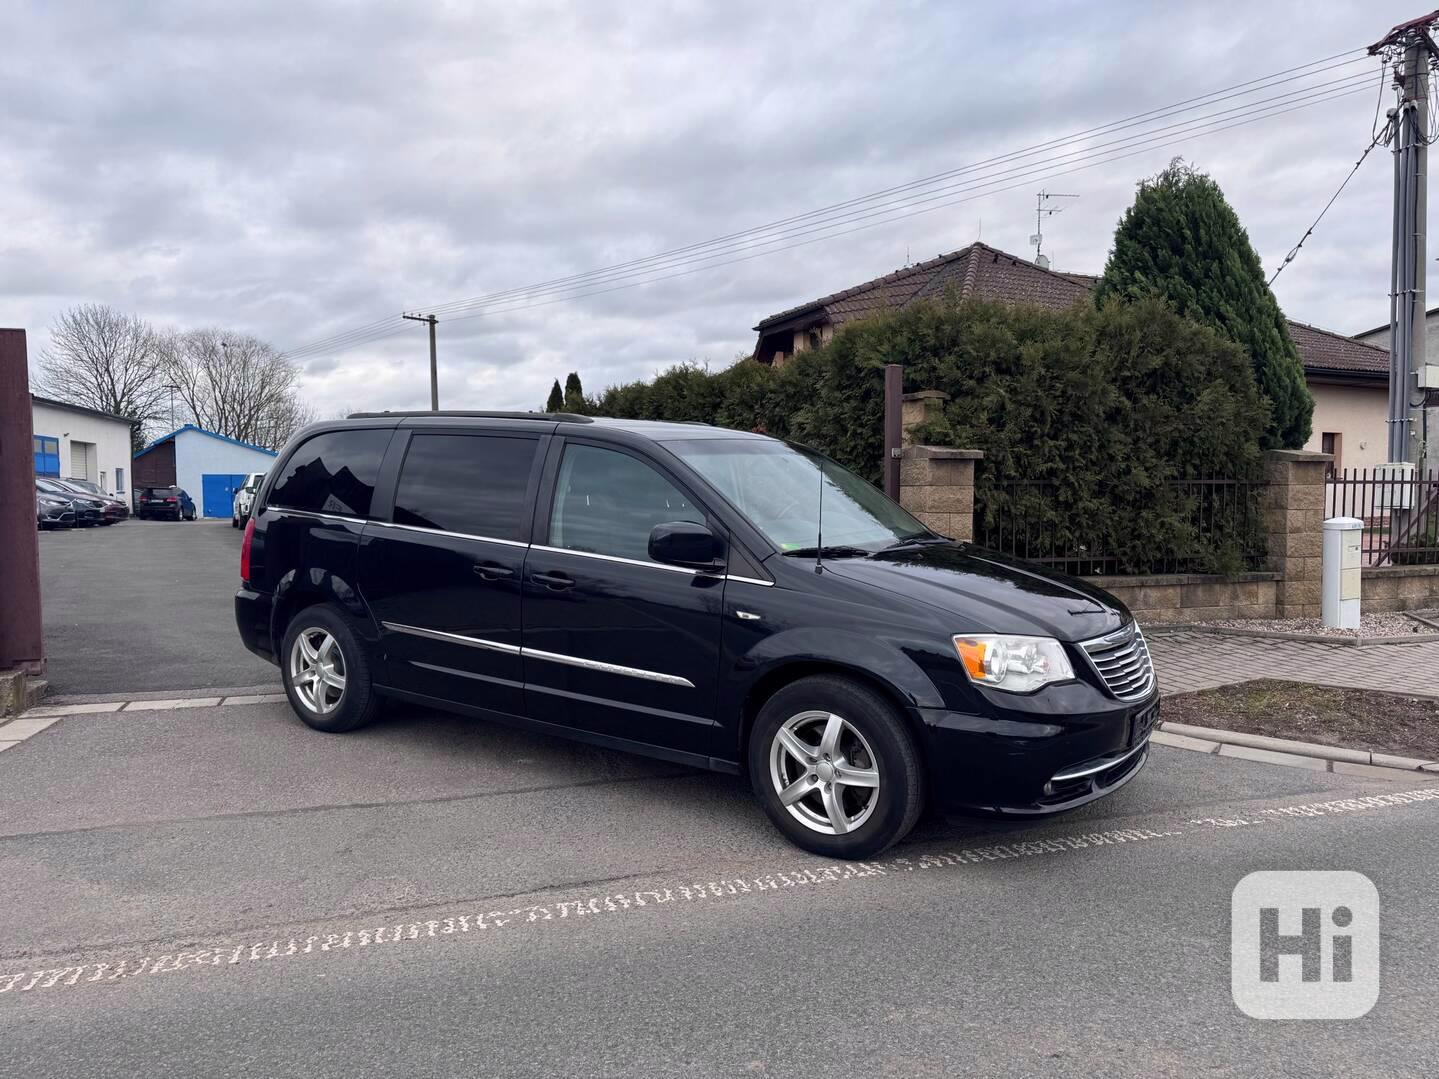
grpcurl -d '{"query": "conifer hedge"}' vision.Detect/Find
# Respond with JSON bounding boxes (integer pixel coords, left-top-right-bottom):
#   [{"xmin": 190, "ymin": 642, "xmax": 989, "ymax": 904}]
[{"xmin": 584, "ymin": 296, "xmax": 1270, "ymax": 574}]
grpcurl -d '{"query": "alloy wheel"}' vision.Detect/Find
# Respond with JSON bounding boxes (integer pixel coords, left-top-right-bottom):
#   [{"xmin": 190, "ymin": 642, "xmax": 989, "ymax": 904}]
[
  {"xmin": 768, "ymin": 710, "xmax": 880, "ymax": 835},
  {"xmin": 288, "ymin": 627, "xmax": 347, "ymax": 714}
]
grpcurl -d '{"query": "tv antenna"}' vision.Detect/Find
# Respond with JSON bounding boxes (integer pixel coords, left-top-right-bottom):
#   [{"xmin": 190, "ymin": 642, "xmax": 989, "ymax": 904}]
[{"xmin": 1030, "ymin": 190, "xmax": 1079, "ymax": 267}]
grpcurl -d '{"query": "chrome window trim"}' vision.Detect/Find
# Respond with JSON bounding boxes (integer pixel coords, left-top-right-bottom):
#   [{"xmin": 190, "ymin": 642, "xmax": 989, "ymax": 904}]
[
  {"xmin": 369, "ymin": 519, "xmax": 528, "ymax": 549},
  {"xmin": 522, "ymin": 646, "xmax": 695, "ymax": 688},
  {"xmin": 529, "ymin": 543, "xmax": 713, "ymax": 576},
  {"xmin": 271, "ymin": 507, "xmax": 369, "ymax": 527},
  {"xmin": 271, "ymin": 511, "xmax": 772, "ymax": 584},
  {"xmin": 380, "ymin": 622, "xmax": 693, "ymax": 688},
  {"xmin": 529, "ymin": 543, "xmax": 773, "ymax": 585},
  {"xmin": 381, "ymin": 622, "xmax": 522, "ymax": 654}
]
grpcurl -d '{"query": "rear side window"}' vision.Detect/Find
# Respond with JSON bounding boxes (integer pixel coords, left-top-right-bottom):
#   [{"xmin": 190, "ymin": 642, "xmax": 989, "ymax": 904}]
[
  {"xmin": 268, "ymin": 429, "xmax": 390, "ymax": 518},
  {"xmin": 549, "ymin": 443, "xmax": 704, "ymax": 561},
  {"xmin": 393, "ymin": 434, "xmax": 538, "ymax": 541}
]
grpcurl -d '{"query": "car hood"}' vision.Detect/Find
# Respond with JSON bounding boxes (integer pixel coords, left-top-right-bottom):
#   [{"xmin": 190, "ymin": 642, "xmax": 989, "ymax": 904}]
[{"xmin": 824, "ymin": 542, "xmax": 1130, "ymax": 642}]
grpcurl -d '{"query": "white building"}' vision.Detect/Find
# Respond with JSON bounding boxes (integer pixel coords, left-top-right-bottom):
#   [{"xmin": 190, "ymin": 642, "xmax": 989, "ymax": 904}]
[
  {"xmin": 132, "ymin": 425, "xmax": 278, "ymax": 519},
  {"xmin": 30, "ymin": 395, "xmax": 137, "ymax": 507}
]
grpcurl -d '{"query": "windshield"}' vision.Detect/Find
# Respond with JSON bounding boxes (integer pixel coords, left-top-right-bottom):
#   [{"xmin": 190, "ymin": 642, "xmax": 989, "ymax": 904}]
[{"xmin": 665, "ymin": 438, "xmax": 933, "ymax": 553}]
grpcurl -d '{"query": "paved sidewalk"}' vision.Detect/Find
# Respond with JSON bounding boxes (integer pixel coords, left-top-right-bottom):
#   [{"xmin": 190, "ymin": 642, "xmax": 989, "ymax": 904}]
[{"xmin": 1149, "ymin": 631, "xmax": 1439, "ymax": 697}]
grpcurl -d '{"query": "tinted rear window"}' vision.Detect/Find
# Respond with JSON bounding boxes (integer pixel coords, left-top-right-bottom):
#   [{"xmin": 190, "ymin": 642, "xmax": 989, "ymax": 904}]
[
  {"xmin": 268, "ymin": 429, "xmax": 390, "ymax": 518},
  {"xmin": 393, "ymin": 433, "xmax": 538, "ymax": 541}
]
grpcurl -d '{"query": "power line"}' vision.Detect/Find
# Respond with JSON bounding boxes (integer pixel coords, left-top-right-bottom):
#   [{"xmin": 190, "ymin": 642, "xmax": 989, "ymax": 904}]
[
  {"xmin": 1268, "ymin": 127, "xmax": 1388, "ymax": 285},
  {"xmin": 420, "ymin": 65, "xmax": 1374, "ymax": 320},
  {"xmin": 423, "ymin": 69, "xmax": 1376, "ymax": 319},
  {"xmin": 280, "ymin": 49, "xmax": 1375, "ymax": 360},
  {"xmin": 423, "ymin": 82, "xmax": 1374, "ymax": 328}
]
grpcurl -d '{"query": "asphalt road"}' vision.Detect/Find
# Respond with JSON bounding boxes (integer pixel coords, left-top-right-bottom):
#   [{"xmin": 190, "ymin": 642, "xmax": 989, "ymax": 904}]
[
  {"xmin": 2, "ymin": 696, "xmax": 1435, "ymax": 1077},
  {"xmin": 38, "ymin": 519, "xmax": 276, "ymax": 695}
]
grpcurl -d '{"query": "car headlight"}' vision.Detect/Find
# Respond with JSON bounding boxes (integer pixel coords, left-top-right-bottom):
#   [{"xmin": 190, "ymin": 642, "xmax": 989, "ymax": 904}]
[{"xmin": 953, "ymin": 634, "xmax": 1074, "ymax": 693}]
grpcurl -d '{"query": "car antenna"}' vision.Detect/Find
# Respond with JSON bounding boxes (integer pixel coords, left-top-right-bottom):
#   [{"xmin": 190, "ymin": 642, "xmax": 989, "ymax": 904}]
[{"xmin": 814, "ymin": 455, "xmax": 825, "ymax": 575}]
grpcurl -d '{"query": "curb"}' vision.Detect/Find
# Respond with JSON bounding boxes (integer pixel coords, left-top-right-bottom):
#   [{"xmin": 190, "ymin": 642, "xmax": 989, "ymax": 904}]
[
  {"xmin": 1154, "ymin": 720, "xmax": 1439, "ymax": 779},
  {"xmin": 1144, "ymin": 622, "xmax": 1439, "ymax": 647}
]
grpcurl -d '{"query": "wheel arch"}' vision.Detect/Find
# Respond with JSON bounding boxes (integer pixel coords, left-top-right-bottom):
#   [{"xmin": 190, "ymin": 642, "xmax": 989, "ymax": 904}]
[
  {"xmin": 269, "ymin": 568, "xmax": 377, "ymax": 651},
  {"xmin": 737, "ymin": 659, "xmax": 930, "ymax": 769}
]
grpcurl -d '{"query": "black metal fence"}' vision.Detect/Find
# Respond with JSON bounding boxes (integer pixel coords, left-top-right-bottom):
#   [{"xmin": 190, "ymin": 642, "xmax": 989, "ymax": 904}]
[
  {"xmin": 974, "ymin": 475, "xmax": 1267, "ymax": 577},
  {"xmin": 1325, "ymin": 467, "xmax": 1439, "ymax": 566}
]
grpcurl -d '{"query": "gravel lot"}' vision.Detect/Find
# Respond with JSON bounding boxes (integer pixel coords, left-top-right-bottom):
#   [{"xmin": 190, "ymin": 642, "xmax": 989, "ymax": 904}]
[{"xmin": 38, "ymin": 519, "xmax": 276, "ymax": 695}]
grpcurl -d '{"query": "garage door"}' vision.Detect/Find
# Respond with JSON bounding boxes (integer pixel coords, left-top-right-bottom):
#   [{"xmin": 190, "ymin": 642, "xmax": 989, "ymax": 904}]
[{"xmin": 201, "ymin": 473, "xmax": 248, "ymax": 518}]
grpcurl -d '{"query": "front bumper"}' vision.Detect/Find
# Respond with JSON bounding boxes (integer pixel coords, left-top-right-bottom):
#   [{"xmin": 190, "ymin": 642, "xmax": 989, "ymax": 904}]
[
  {"xmin": 919, "ymin": 683, "xmax": 1160, "ymax": 815},
  {"xmin": 37, "ymin": 506, "xmax": 76, "ymax": 528}
]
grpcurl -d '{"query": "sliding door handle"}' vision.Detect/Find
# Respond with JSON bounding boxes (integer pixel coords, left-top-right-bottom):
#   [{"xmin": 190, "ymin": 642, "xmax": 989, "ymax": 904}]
[{"xmin": 473, "ymin": 562, "xmax": 515, "ymax": 581}]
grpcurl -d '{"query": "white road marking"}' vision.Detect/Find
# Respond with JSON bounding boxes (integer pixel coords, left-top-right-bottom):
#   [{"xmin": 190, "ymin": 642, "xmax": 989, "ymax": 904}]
[{"xmin": 4, "ymin": 786, "xmax": 1436, "ymax": 1001}]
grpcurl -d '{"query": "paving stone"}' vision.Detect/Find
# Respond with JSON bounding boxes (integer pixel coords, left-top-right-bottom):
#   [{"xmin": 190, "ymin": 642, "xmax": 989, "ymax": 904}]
[
  {"xmin": 119, "ymin": 697, "xmax": 223, "ymax": 711},
  {"xmin": 0, "ymin": 716, "xmax": 62, "ymax": 740},
  {"xmin": 18, "ymin": 701, "xmax": 124, "ymax": 719}
]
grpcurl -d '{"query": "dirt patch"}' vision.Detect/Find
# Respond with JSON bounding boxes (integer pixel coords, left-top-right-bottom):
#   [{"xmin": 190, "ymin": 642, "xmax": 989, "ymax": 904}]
[{"xmin": 1164, "ymin": 680, "xmax": 1439, "ymax": 761}]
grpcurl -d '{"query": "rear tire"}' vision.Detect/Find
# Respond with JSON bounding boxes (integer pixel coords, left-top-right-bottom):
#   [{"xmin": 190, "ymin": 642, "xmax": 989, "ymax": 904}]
[
  {"xmin": 280, "ymin": 605, "xmax": 381, "ymax": 733},
  {"xmin": 748, "ymin": 675, "xmax": 924, "ymax": 859}
]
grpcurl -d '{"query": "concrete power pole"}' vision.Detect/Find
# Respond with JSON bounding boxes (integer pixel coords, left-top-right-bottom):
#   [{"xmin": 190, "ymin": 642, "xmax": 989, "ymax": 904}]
[
  {"xmin": 402, "ymin": 313, "xmax": 440, "ymax": 411},
  {"xmin": 1372, "ymin": 12, "xmax": 1439, "ymax": 473}
]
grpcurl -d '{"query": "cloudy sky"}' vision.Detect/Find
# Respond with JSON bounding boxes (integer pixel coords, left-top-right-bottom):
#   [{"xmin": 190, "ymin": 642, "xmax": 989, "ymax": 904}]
[{"xmin": 1, "ymin": 0, "xmax": 1425, "ymax": 416}]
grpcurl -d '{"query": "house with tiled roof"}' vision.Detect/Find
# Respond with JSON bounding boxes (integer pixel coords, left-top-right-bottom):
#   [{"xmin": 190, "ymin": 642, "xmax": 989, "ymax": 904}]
[{"xmin": 751, "ymin": 242, "xmax": 1391, "ymax": 469}]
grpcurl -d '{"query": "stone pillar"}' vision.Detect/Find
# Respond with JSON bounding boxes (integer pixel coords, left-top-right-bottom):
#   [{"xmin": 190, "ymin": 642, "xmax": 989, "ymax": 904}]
[
  {"xmin": 900, "ymin": 390, "xmax": 948, "ymax": 447},
  {"xmin": 900, "ymin": 446, "xmax": 983, "ymax": 542},
  {"xmin": 1261, "ymin": 448, "xmax": 1332, "ymax": 618}
]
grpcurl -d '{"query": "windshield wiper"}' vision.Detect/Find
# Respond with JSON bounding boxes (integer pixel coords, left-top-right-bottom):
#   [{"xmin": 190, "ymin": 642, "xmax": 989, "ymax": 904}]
[
  {"xmin": 781, "ymin": 544, "xmax": 873, "ymax": 559},
  {"xmin": 876, "ymin": 535, "xmax": 950, "ymax": 553}
]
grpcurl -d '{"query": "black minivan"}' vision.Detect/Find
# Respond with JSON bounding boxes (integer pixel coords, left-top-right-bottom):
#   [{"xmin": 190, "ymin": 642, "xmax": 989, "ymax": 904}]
[{"xmin": 236, "ymin": 412, "xmax": 1158, "ymax": 858}]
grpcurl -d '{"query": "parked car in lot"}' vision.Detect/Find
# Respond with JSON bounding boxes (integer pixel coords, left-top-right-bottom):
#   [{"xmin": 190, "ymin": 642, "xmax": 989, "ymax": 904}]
[
  {"xmin": 236, "ymin": 413, "xmax": 1158, "ymax": 858},
  {"xmin": 135, "ymin": 486, "xmax": 197, "ymax": 521},
  {"xmin": 52, "ymin": 477, "xmax": 128, "ymax": 522},
  {"xmin": 36, "ymin": 492, "xmax": 77, "ymax": 529},
  {"xmin": 232, "ymin": 471, "xmax": 267, "ymax": 527},
  {"xmin": 35, "ymin": 478, "xmax": 105, "ymax": 526},
  {"xmin": 60, "ymin": 477, "xmax": 131, "ymax": 520}
]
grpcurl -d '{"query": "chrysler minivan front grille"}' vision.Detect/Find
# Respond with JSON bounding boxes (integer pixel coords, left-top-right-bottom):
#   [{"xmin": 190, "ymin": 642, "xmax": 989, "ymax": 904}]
[{"xmin": 1079, "ymin": 623, "xmax": 1155, "ymax": 701}]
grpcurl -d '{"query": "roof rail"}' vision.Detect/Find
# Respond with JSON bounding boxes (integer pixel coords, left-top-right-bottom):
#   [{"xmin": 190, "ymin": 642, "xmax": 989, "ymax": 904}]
[{"xmin": 345, "ymin": 410, "xmax": 594, "ymax": 423}]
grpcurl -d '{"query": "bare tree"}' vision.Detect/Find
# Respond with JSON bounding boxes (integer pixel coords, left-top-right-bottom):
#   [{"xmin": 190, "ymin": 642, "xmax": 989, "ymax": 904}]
[
  {"xmin": 162, "ymin": 330, "xmax": 314, "ymax": 450},
  {"xmin": 35, "ymin": 304, "xmax": 169, "ymax": 446}
]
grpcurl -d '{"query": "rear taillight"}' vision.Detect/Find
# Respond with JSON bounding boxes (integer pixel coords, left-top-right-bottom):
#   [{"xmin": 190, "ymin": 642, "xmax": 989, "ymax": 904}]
[
  {"xmin": 240, "ymin": 518, "xmax": 255, "ymax": 582},
  {"xmin": 165, "ymin": 497, "xmax": 177, "ymax": 503}
]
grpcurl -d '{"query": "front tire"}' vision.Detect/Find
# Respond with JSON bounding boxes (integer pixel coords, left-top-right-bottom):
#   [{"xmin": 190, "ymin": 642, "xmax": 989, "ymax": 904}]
[
  {"xmin": 280, "ymin": 605, "xmax": 381, "ymax": 733},
  {"xmin": 748, "ymin": 675, "xmax": 924, "ymax": 859}
]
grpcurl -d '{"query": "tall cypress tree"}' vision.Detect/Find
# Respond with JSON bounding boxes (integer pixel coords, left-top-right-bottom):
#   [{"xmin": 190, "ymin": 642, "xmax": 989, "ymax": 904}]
[
  {"xmin": 1095, "ymin": 161, "xmax": 1311, "ymax": 449},
  {"xmin": 563, "ymin": 372, "xmax": 586, "ymax": 414},
  {"xmin": 544, "ymin": 379, "xmax": 564, "ymax": 412}
]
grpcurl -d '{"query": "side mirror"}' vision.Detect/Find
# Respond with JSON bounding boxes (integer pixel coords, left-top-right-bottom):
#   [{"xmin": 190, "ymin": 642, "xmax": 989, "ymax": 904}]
[{"xmin": 649, "ymin": 521, "xmax": 722, "ymax": 569}]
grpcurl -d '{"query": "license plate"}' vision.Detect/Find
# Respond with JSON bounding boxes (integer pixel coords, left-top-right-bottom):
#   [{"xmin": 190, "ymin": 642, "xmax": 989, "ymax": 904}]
[{"xmin": 1130, "ymin": 703, "xmax": 1159, "ymax": 747}]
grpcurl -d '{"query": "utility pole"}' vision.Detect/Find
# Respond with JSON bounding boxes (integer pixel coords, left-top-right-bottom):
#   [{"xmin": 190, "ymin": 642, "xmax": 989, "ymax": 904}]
[
  {"xmin": 1030, "ymin": 190, "xmax": 1078, "ymax": 267},
  {"xmin": 1372, "ymin": 12, "xmax": 1439, "ymax": 473},
  {"xmin": 402, "ymin": 313, "xmax": 439, "ymax": 411}
]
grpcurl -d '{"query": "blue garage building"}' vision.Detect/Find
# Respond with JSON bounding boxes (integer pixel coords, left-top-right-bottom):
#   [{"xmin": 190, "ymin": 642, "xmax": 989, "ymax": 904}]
[{"xmin": 132, "ymin": 425, "xmax": 278, "ymax": 518}]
